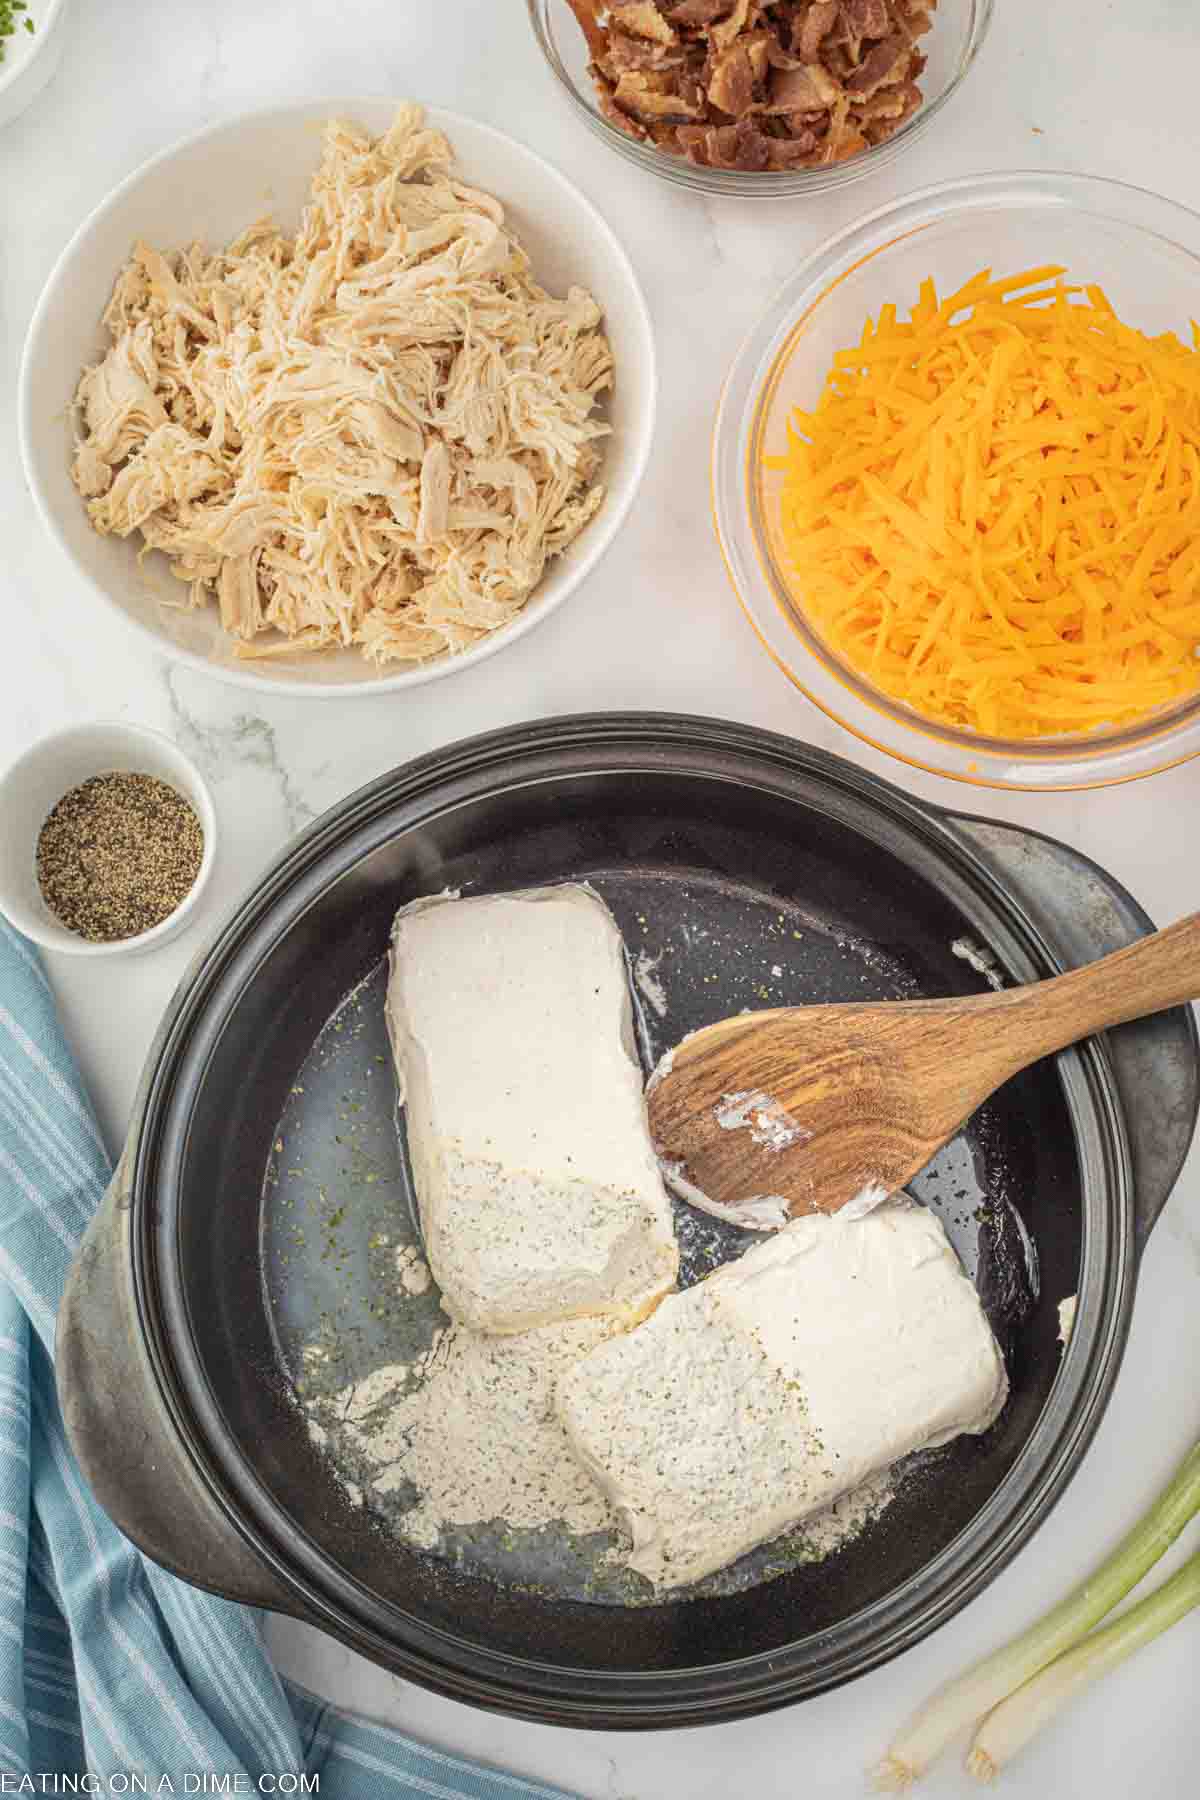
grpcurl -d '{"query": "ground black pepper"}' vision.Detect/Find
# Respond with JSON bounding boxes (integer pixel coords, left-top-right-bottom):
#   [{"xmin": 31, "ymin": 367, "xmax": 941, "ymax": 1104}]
[{"xmin": 36, "ymin": 772, "xmax": 204, "ymax": 942}]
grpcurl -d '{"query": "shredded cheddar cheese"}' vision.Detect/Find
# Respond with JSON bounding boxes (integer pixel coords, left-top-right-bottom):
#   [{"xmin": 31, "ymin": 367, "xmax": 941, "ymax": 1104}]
[{"xmin": 771, "ymin": 266, "xmax": 1200, "ymax": 738}]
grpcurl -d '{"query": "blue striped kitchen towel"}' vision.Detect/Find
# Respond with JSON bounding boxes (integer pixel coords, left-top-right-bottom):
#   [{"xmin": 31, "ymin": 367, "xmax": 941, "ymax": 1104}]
[{"xmin": 0, "ymin": 917, "xmax": 574, "ymax": 1800}]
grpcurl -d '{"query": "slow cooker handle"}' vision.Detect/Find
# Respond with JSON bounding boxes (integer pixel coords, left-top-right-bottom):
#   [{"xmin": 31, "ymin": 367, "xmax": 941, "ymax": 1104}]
[
  {"xmin": 56, "ymin": 1143, "xmax": 311, "ymax": 1617},
  {"xmin": 943, "ymin": 811, "xmax": 1199, "ymax": 1253}
]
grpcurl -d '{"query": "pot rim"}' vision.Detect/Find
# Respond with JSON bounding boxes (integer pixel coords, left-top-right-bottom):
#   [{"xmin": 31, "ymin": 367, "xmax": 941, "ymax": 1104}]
[{"xmin": 128, "ymin": 713, "xmax": 1136, "ymax": 1726}]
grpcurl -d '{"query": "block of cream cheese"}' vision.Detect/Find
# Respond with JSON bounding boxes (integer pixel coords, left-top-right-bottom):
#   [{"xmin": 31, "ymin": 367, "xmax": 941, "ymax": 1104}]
[
  {"xmin": 556, "ymin": 1198, "xmax": 1007, "ymax": 1588},
  {"xmin": 387, "ymin": 885, "xmax": 678, "ymax": 1334}
]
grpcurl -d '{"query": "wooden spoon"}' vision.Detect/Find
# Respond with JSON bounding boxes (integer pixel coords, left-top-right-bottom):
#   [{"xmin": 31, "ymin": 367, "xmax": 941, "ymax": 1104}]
[{"xmin": 646, "ymin": 912, "xmax": 1200, "ymax": 1225}]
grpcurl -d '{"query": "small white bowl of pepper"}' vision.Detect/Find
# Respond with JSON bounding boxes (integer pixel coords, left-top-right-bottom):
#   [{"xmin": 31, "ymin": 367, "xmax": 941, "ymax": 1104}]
[{"xmin": 0, "ymin": 721, "xmax": 216, "ymax": 957}]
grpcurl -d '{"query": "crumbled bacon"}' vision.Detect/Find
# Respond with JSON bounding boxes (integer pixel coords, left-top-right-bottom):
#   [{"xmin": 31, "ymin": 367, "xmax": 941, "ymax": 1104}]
[
  {"xmin": 564, "ymin": 0, "xmax": 609, "ymax": 60},
  {"xmin": 570, "ymin": 0, "xmax": 938, "ymax": 173},
  {"xmin": 763, "ymin": 60, "xmax": 841, "ymax": 113},
  {"xmin": 844, "ymin": 32, "xmax": 907, "ymax": 93},
  {"xmin": 707, "ymin": 44, "xmax": 755, "ymax": 113},
  {"xmin": 841, "ymin": 0, "xmax": 890, "ymax": 42},
  {"xmin": 796, "ymin": 2, "xmax": 840, "ymax": 61},
  {"xmin": 614, "ymin": 68, "xmax": 707, "ymax": 119},
  {"xmin": 667, "ymin": 0, "xmax": 733, "ymax": 23},
  {"xmin": 764, "ymin": 127, "xmax": 822, "ymax": 165},
  {"xmin": 677, "ymin": 119, "xmax": 770, "ymax": 168},
  {"xmin": 602, "ymin": 29, "xmax": 686, "ymax": 74},
  {"xmin": 710, "ymin": 0, "xmax": 759, "ymax": 50},
  {"xmin": 610, "ymin": 1, "xmax": 679, "ymax": 43},
  {"xmin": 596, "ymin": 77, "xmax": 652, "ymax": 138},
  {"xmin": 861, "ymin": 78, "xmax": 923, "ymax": 141}
]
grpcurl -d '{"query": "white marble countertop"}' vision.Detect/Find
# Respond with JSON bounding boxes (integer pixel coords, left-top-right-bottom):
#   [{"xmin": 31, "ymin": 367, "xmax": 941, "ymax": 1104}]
[{"xmin": 4, "ymin": 0, "xmax": 1198, "ymax": 1793}]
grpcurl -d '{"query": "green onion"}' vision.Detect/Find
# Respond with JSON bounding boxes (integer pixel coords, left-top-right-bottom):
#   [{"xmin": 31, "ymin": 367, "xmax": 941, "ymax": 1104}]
[
  {"xmin": 872, "ymin": 1438, "xmax": 1200, "ymax": 1790},
  {"xmin": 0, "ymin": 0, "xmax": 35, "ymax": 66},
  {"xmin": 966, "ymin": 1549, "xmax": 1200, "ymax": 1781}
]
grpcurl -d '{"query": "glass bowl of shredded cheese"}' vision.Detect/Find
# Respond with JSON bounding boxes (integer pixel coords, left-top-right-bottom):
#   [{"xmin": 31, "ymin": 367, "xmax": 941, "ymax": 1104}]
[{"xmin": 713, "ymin": 171, "xmax": 1200, "ymax": 789}]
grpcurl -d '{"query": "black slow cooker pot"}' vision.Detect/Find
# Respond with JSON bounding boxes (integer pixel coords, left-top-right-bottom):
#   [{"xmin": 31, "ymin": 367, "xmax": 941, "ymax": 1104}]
[{"xmin": 57, "ymin": 715, "xmax": 1198, "ymax": 1728}]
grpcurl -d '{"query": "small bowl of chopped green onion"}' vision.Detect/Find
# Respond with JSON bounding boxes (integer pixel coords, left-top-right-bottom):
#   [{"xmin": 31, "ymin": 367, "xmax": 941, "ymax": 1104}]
[
  {"xmin": 0, "ymin": 0, "xmax": 69, "ymax": 131},
  {"xmin": 0, "ymin": 721, "xmax": 217, "ymax": 957}
]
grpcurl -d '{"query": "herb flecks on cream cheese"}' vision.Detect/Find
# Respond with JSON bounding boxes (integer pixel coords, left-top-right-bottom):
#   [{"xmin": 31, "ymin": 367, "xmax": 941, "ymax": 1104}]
[
  {"xmin": 557, "ymin": 1197, "xmax": 1008, "ymax": 1589},
  {"xmin": 387, "ymin": 885, "xmax": 678, "ymax": 1334}
]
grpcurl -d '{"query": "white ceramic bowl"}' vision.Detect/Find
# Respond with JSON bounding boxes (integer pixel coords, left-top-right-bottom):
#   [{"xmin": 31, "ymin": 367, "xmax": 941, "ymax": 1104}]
[
  {"xmin": 19, "ymin": 99, "xmax": 657, "ymax": 698},
  {"xmin": 0, "ymin": 722, "xmax": 217, "ymax": 957},
  {"xmin": 0, "ymin": 0, "xmax": 70, "ymax": 131}
]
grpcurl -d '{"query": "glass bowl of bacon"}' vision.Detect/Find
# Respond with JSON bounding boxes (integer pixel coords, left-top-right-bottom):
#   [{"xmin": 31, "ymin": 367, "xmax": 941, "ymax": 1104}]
[{"xmin": 527, "ymin": 0, "xmax": 991, "ymax": 193}]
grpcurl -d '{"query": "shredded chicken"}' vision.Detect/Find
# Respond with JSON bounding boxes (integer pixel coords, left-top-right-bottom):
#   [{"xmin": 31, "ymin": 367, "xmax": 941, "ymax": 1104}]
[{"xmin": 70, "ymin": 106, "xmax": 614, "ymax": 665}]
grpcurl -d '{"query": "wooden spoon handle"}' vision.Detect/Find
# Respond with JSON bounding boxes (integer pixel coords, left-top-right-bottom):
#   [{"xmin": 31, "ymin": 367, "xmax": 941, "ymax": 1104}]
[{"xmin": 986, "ymin": 909, "xmax": 1200, "ymax": 1077}]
